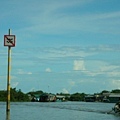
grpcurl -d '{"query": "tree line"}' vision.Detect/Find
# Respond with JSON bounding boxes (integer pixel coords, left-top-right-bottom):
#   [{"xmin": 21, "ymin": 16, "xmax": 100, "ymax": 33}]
[
  {"xmin": 0, "ymin": 88, "xmax": 120, "ymax": 102},
  {"xmin": 0, "ymin": 88, "xmax": 29, "ymax": 102}
]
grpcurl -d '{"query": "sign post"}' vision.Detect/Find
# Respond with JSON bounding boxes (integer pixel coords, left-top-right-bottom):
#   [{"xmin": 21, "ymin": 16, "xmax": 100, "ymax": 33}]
[{"xmin": 4, "ymin": 29, "xmax": 16, "ymax": 118}]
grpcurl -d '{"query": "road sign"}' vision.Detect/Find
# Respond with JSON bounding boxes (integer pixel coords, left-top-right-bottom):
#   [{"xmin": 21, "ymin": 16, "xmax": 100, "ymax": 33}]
[{"xmin": 4, "ymin": 35, "xmax": 15, "ymax": 47}]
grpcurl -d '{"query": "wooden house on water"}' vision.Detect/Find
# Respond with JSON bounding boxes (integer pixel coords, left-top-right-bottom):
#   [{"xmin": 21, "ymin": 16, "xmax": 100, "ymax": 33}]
[{"xmin": 39, "ymin": 93, "xmax": 56, "ymax": 102}]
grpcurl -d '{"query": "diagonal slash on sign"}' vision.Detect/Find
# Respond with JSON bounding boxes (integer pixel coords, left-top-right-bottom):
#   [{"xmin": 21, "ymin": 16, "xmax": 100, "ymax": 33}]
[{"xmin": 5, "ymin": 36, "xmax": 15, "ymax": 46}]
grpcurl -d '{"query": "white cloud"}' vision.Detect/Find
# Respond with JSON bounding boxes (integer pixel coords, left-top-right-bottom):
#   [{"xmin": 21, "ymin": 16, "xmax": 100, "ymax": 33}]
[
  {"xmin": 73, "ymin": 59, "xmax": 120, "ymax": 78},
  {"xmin": 100, "ymin": 65, "xmax": 119, "ymax": 72},
  {"xmin": 17, "ymin": 69, "xmax": 32, "ymax": 75},
  {"xmin": 99, "ymin": 64, "xmax": 120, "ymax": 77},
  {"xmin": 107, "ymin": 71, "xmax": 120, "ymax": 77},
  {"xmin": 89, "ymin": 11, "xmax": 120, "ymax": 20},
  {"xmin": 45, "ymin": 68, "xmax": 52, "ymax": 72},
  {"xmin": 37, "ymin": 46, "xmax": 97, "ymax": 61},
  {"xmin": 21, "ymin": 10, "xmax": 120, "ymax": 35},
  {"xmin": 112, "ymin": 80, "xmax": 120, "ymax": 89},
  {"xmin": 28, "ymin": 72, "xmax": 32, "ymax": 75},
  {"xmin": 12, "ymin": 0, "xmax": 120, "ymax": 36},
  {"xmin": 62, "ymin": 88, "xmax": 69, "ymax": 94},
  {"xmin": 73, "ymin": 60, "xmax": 86, "ymax": 71},
  {"xmin": 29, "ymin": 88, "xmax": 35, "ymax": 92},
  {"xmin": 108, "ymin": 79, "xmax": 120, "ymax": 90},
  {"xmin": 11, "ymin": 82, "xmax": 19, "ymax": 88},
  {"xmin": 17, "ymin": 69, "xmax": 25, "ymax": 74}
]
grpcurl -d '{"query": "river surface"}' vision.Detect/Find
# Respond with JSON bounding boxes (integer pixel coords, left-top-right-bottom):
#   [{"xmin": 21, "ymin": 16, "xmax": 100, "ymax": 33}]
[{"xmin": 0, "ymin": 102, "xmax": 120, "ymax": 120}]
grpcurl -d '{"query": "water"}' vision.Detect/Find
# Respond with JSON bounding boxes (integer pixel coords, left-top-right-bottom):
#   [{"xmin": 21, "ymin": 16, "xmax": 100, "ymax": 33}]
[{"xmin": 0, "ymin": 102, "xmax": 119, "ymax": 120}]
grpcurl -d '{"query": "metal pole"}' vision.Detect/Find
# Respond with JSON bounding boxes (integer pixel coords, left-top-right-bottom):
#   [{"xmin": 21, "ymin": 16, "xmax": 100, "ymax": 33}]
[{"xmin": 6, "ymin": 29, "xmax": 11, "ymax": 113}]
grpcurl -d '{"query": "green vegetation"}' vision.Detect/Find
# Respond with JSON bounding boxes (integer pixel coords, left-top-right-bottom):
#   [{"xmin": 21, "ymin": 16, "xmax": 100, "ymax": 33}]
[
  {"xmin": 0, "ymin": 90, "xmax": 7, "ymax": 101},
  {"xmin": 111, "ymin": 89, "xmax": 120, "ymax": 93},
  {"xmin": 27, "ymin": 90, "xmax": 43, "ymax": 96},
  {"xmin": 0, "ymin": 88, "xmax": 30, "ymax": 102},
  {"xmin": 69, "ymin": 93, "xmax": 86, "ymax": 101},
  {"xmin": 0, "ymin": 88, "xmax": 120, "ymax": 102}
]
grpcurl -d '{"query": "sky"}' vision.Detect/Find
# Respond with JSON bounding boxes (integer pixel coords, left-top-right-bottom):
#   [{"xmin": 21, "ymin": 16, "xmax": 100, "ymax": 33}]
[{"xmin": 0, "ymin": 0, "xmax": 120, "ymax": 94}]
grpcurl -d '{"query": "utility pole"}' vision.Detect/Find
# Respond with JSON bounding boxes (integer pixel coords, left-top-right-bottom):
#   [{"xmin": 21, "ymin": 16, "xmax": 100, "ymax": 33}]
[
  {"xmin": 4, "ymin": 29, "xmax": 16, "ymax": 119},
  {"xmin": 6, "ymin": 29, "xmax": 11, "ymax": 112}
]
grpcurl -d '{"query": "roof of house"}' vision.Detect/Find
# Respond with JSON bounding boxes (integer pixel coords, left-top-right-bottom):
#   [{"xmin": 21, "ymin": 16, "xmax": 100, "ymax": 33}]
[{"xmin": 109, "ymin": 94, "xmax": 120, "ymax": 97}]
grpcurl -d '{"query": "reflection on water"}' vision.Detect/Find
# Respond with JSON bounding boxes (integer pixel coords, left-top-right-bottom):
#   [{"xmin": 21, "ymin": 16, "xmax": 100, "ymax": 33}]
[
  {"xmin": 6, "ymin": 111, "xmax": 10, "ymax": 120},
  {"xmin": 0, "ymin": 102, "xmax": 120, "ymax": 120}
]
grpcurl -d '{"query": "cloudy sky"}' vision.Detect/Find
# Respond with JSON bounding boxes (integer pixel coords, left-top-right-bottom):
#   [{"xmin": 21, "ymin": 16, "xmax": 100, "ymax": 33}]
[{"xmin": 0, "ymin": 0, "xmax": 120, "ymax": 94}]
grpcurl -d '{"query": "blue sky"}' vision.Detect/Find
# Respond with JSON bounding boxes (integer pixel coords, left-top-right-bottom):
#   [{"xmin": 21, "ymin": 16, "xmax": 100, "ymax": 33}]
[{"xmin": 0, "ymin": 0, "xmax": 120, "ymax": 94}]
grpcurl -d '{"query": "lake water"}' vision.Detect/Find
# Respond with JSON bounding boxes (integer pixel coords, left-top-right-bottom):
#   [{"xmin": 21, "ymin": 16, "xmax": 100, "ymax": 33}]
[{"xmin": 0, "ymin": 102, "xmax": 120, "ymax": 120}]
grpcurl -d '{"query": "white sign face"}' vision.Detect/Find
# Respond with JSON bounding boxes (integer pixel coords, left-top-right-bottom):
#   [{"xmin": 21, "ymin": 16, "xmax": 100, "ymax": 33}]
[{"xmin": 4, "ymin": 35, "xmax": 15, "ymax": 47}]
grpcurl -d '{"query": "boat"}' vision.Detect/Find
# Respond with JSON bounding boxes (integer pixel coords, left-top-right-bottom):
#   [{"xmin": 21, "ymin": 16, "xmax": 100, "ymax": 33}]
[{"xmin": 112, "ymin": 102, "xmax": 120, "ymax": 114}]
